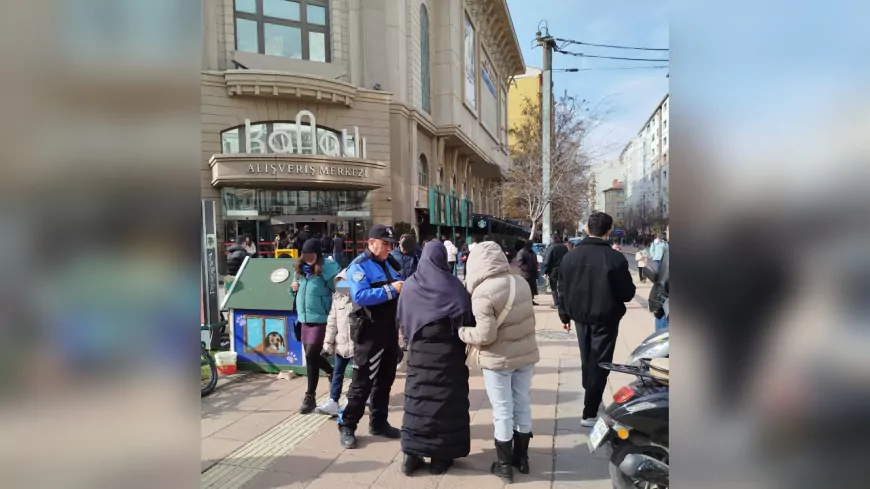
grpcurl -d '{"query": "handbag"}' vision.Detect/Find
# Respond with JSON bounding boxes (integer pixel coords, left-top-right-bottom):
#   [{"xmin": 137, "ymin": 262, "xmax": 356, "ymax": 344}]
[{"xmin": 466, "ymin": 275, "xmax": 517, "ymax": 369}]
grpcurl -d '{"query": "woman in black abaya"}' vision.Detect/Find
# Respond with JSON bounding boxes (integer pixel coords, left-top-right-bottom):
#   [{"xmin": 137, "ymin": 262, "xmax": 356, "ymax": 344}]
[{"xmin": 397, "ymin": 241, "xmax": 473, "ymax": 476}]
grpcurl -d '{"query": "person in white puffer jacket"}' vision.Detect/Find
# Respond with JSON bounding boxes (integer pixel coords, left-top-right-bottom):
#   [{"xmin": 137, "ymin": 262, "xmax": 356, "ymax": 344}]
[{"xmin": 317, "ymin": 270, "xmax": 356, "ymax": 417}]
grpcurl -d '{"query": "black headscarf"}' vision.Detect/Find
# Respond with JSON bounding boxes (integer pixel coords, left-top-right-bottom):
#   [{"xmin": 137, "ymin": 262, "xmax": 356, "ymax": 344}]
[{"xmin": 397, "ymin": 241, "xmax": 472, "ymax": 342}]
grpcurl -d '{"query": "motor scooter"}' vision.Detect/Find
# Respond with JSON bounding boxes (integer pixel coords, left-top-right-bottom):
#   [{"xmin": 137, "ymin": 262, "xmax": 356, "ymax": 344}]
[
  {"xmin": 626, "ymin": 328, "xmax": 669, "ymax": 367},
  {"xmin": 588, "ymin": 358, "xmax": 670, "ymax": 488}
]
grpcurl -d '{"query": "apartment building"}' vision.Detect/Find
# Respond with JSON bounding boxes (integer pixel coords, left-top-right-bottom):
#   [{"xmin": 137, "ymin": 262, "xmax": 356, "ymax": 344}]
[
  {"xmin": 602, "ymin": 180, "xmax": 626, "ymax": 228},
  {"xmin": 202, "ymin": 0, "xmax": 524, "ymax": 248},
  {"xmin": 622, "ymin": 93, "xmax": 668, "ymax": 234},
  {"xmin": 506, "ymin": 66, "xmax": 541, "ymax": 148}
]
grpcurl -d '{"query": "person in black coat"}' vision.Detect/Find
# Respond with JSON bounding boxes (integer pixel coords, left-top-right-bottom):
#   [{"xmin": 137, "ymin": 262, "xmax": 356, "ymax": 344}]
[
  {"xmin": 294, "ymin": 225, "xmax": 312, "ymax": 251},
  {"xmin": 557, "ymin": 212, "xmax": 636, "ymax": 426},
  {"xmin": 396, "ymin": 241, "xmax": 473, "ymax": 476},
  {"xmin": 515, "ymin": 240, "xmax": 539, "ymax": 305},
  {"xmin": 389, "ymin": 234, "xmax": 422, "ymax": 280},
  {"xmin": 226, "ymin": 237, "xmax": 248, "ymax": 276},
  {"xmin": 542, "ymin": 234, "xmax": 569, "ymax": 309}
]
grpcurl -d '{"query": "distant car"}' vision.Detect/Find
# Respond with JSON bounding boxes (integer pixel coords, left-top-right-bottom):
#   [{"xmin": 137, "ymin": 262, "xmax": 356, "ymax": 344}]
[{"xmin": 568, "ymin": 237, "xmax": 583, "ymax": 246}]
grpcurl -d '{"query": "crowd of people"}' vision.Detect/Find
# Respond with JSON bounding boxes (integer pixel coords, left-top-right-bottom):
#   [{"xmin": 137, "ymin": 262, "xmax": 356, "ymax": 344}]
[{"xmin": 247, "ymin": 211, "xmax": 670, "ymax": 484}]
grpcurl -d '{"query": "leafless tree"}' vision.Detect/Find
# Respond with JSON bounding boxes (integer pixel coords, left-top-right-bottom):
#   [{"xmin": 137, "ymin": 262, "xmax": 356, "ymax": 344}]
[{"xmin": 503, "ymin": 92, "xmax": 600, "ymax": 239}]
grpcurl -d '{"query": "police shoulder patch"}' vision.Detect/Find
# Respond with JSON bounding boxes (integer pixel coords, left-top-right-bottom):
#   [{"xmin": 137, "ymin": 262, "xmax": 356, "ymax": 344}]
[{"xmin": 352, "ymin": 272, "xmax": 366, "ymax": 282}]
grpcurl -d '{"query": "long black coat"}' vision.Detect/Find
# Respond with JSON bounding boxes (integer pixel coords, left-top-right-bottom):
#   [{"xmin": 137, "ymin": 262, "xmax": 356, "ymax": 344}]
[{"xmin": 402, "ymin": 318, "xmax": 470, "ymax": 459}]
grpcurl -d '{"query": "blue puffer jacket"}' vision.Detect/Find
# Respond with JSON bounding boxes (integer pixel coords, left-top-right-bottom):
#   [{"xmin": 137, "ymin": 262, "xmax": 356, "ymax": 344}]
[
  {"xmin": 294, "ymin": 259, "xmax": 341, "ymax": 324},
  {"xmin": 389, "ymin": 247, "xmax": 421, "ymax": 280}
]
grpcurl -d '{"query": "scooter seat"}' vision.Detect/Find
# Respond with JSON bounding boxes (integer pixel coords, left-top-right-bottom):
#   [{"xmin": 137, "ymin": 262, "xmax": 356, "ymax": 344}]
[{"xmin": 648, "ymin": 358, "xmax": 669, "ymax": 383}]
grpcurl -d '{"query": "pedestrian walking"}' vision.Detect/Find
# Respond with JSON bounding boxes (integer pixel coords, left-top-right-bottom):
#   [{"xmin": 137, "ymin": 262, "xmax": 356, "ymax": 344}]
[
  {"xmin": 389, "ymin": 234, "xmax": 422, "ymax": 280},
  {"xmin": 332, "ymin": 232, "xmax": 344, "ymax": 266},
  {"xmin": 542, "ymin": 234, "xmax": 568, "ymax": 309},
  {"xmin": 317, "ymin": 268, "xmax": 355, "ymax": 417},
  {"xmin": 337, "ymin": 225, "xmax": 404, "ymax": 448},
  {"xmin": 635, "ymin": 246, "xmax": 651, "ymax": 283},
  {"xmin": 557, "ymin": 212, "xmax": 636, "ymax": 427},
  {"xmin": 397, "ymin": 241, "xmax": 473, "ymax": 476},
  {"xmin": 514, "ymin": 240, "xmax": 539, "ymax": 306},
  {"xmin": 650, "ymin": 233, "xmax": 669, "ymax": 269},
  {"xmin": 226, "ymin": 237, "xmax": 248, "ymax": 276},
  {"xmin": 242, "ymin": 236, "xmax": 258, "ymax": 258},
  {"xmin": 646, "ymin": 225, "xmax": 670, "ymax": 330},
  {"xmin": 295, "ymin": 225, "xmax": 312, "ymax": 252},
  {"xmin": 460, "ymin": 242, "xmax": 540, "ymax": 484},
  {"xmin": 275, "ymin": 230, "xmax": 292, "ymax": 251},
  {"xmin": 443, "ymin": 237, "xmax": 458, "ymax": 275},
  {"xmin": 292, "ymin": 238, "xmax": 341, "ymax": 414},
  {"xmin": 321, "ymin": 233, "xmax": 333, "ymax": 256}
]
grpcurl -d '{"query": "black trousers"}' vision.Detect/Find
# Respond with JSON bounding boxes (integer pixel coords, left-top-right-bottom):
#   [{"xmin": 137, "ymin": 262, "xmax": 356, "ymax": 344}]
[
  {"xmin": 338, "ymin": 330, "xmax": 399, "ymax": 431},
  {"xmin": 577, "ymin": 322, "xmax": 620, "ymax": 419},
  {"xmin": 549, "ymin": 275, "xmax": 560, "ymax": 306}
]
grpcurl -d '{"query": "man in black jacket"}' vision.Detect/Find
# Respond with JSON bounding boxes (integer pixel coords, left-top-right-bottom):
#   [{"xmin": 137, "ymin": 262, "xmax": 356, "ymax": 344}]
[
  {"xmin": 558, "ymin": 212, "xmax": 636, "ymax": 426},
  {"xmin": 294, "ymin": 225, "xmax": 312, "ymax": 251},
  {"xmin": 542, "ymin": 234, "xmax": 569, "ymax": 309}
]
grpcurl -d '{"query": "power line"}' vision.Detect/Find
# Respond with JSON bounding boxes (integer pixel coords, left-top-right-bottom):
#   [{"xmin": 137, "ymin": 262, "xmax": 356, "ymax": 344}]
[
  {"xmin": 555, "ymin": 37, "xmax": 668, "ymax": 52},
  {"xmin": 556, "ymin": 65, "xmax": 669, "ymax": 72},
  {"xmin": 554, "ymin": 47, "xmax": 669, "ymax": 63}
]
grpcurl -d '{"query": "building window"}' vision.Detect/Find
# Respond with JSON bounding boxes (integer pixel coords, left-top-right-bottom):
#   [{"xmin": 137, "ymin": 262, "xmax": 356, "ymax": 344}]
[
  {"xmin": 617, "ymin": 212, "xmax": 624, "ymax": 218},
  {"xmin": 663, "ymin": 136, "xmax": 667, "ymax": 146},
  {"xmin": 663, "ymin": 119, "xmax": 667, "ymax": 129},
  {"xmin": 234, "ymin": 0, "xmax": 330, "ymax": 62},
  {"xmin": 451, "ymin": 174, "xmax": 457, "ymax": 191},
  {"xmin": 418, "ymin": 154, "xmax": 429, "ymax": 186},
  {"xmin": 420, "ymin": 4, "xmax": 431, "ymax": 114},
  {"xmin": 437, "ymin": 167, "xmax": 444, "ymax": 186}
]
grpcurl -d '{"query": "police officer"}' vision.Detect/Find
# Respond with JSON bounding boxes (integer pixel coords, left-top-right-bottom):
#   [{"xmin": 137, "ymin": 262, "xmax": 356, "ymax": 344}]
[{"xmin": 338, "ymin": 225, "xmax": 404, "ymax": 448}]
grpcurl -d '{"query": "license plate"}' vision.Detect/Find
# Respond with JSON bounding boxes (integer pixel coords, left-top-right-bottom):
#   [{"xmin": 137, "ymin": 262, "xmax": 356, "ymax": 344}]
[{"xmin": 588, "ymin": 418, "xmax": 609, "ymax": 453}]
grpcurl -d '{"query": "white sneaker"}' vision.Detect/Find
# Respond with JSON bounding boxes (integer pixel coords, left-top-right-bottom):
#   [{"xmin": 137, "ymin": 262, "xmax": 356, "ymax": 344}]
[
  {"xmin": 315, "ymin": 399, "xmax": 340, "ymax": 417},
  {"xmin": 581, "ymin": 417, "xmax": 598, "ymax": 427}
]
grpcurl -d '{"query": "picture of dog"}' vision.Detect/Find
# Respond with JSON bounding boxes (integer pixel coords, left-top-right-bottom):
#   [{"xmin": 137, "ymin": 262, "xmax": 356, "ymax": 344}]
[{"xmin": 255, "ymin": 331, "xmax": 285, "ymax": 353}]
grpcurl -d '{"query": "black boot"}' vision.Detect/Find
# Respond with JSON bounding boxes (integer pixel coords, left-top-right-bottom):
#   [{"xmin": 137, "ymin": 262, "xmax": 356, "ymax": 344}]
[
  {"xmin": 512, "ymin": 431, "xmax": 533, "ymax": 474},
  {"xmin": 429, "ymin": 458, "xmax": 453, "ymax": 475},
  {"xmin": 491, "ymin": 438, "xmax": 514, "ymax": 483},
  {"xmin": 338, "ymin": 425, "xmax": 358, "ymax": 449},
  {"xmin": 369, "ymin": 419, "xmax": 401, "ymax": 439},
  {"xmin": 299, "ymin": 393, "xmax": 316, "ymax": 414},
  {"xmin": 401, "ymin": 453, "xmax": 424, "ymax": 476}
]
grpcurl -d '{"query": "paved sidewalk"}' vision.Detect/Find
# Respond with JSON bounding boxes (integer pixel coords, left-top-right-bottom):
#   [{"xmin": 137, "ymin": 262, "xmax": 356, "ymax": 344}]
[{"xmin": 202, "ymin": 276, "xmax": 655, "ymax": 488}]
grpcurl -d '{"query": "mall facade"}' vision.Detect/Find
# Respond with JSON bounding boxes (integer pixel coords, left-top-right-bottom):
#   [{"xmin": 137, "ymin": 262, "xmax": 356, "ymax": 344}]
[{"xmin": 202, "ymin": 0, "xmax": 525, "ymax": 256}]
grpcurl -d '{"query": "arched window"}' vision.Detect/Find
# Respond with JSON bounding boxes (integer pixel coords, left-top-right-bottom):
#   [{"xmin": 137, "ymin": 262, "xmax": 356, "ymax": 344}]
[
  {"xmin": 418, "ymin": 154, "xmax": 429, "ymax": 186},
  {"xmin": 420, "ymin": 4, "xmax": 431, "ymax": 113},
  {"xmin": 451, "ymin": 173, "xmax": 457, "ymax": 191},
  {"xmin": 437, "ymin": 167, "xmax": 444, "ymax": 187}
]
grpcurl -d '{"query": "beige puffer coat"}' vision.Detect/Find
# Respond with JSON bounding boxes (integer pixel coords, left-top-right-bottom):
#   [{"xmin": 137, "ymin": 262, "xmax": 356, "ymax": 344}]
[
  {"xmin": 324, "ymin": 269, "xmax": 356, "ymax": 359},
  {"xmin": 459, "ymin": 241, "xmax": 540, "ymax": 371}
]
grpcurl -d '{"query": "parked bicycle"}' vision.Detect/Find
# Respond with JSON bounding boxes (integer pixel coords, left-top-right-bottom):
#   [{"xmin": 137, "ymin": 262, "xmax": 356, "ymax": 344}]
[{"xmin": 201, "ymin": 322, "xmax": 221, "ymax": 397}]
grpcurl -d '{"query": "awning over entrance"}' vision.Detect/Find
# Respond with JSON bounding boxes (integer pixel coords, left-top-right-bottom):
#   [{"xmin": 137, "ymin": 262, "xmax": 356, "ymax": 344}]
[{"xmin": 210, "ymin": 154, "xmax": 388, "ymax": 190}]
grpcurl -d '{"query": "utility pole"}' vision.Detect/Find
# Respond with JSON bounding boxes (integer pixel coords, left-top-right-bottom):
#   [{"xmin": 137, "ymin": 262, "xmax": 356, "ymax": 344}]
[{"xmin": 537, "ymin": 29, "xmax": 555, "ymax": 245}]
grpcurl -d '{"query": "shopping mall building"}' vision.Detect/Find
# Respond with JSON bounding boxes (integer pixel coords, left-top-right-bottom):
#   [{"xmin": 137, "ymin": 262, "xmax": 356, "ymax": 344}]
[{"xmin": 202, "ymin": 0, "xmax": 525, "ymax": 256}]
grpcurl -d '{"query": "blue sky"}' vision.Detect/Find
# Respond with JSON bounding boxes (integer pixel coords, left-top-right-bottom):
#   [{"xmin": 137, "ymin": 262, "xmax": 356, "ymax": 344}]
[{"xmin": 506, "ymin": 0, "xmax": 669, "ymax": 163}]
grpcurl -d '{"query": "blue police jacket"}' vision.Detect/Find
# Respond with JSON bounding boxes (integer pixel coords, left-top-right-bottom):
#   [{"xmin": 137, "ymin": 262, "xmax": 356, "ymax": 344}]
[{"xmin": 346, "ymin": 249, "xmax": 402, "ymax": 308}]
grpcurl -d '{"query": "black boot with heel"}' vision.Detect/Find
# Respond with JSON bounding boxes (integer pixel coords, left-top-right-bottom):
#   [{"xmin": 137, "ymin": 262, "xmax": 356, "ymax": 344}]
[
  {"xmin": 491, "ymin": 438, "xmax": 514, "ymax": 483},
  {"xmin": 512, "ymin": 431, "xmax": 533, "ymax": 474}
]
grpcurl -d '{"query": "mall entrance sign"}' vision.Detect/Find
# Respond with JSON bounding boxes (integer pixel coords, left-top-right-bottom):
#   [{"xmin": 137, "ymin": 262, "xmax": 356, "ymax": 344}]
[{"xmin": 244, "ymin": 111, "xmax": 367, "ymax": 159}]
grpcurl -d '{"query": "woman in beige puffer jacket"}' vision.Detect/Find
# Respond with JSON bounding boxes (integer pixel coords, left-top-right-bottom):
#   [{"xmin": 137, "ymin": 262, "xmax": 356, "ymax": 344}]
[{"xmin": 459, "ymin": 241, "xmax": 539, "ymax": 483}]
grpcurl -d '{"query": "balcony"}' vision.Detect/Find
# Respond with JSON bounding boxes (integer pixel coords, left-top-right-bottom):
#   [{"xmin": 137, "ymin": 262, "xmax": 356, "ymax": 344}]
[{"xmin": 224, "ymin": 70, "xmax": 358, "ymax": 107}]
